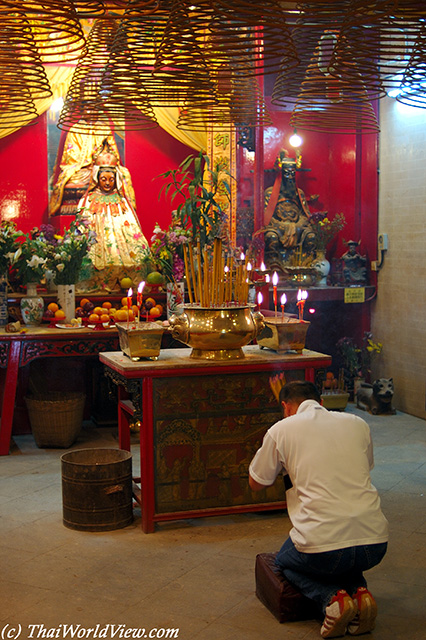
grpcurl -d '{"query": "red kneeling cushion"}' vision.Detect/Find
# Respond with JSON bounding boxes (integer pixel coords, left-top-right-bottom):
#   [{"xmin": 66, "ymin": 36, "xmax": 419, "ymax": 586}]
[{"xmin": 255, "ymin": 552, "xmax": 318, "ymax": 623}]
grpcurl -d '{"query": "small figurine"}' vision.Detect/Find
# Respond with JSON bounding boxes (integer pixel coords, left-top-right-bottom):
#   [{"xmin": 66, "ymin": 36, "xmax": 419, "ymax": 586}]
[
  {"xmin": 341, "ymin": 240, "xmax": 368, "ymax": 285},
  {"xmin": 356, "ymin": 378, "xmax": 396, "ymax": 415},
  {"xmin": 323, "ymin": 371, "xmax": 338, "ymax": 391}
]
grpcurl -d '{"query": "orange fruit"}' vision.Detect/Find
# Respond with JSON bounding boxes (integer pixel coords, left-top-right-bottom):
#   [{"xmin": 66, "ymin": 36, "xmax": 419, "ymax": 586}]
[
  {"xmin": 145, "ymin": 297, "xmax": 156, "ymax": 307},
  {"xmin": 131, "ymin": 304, "xmax": 139, "ymax": 315},
  {"xmin": 102, "ymin": 301, "xmax": 112, "ymax": 310},
  {"xmin": 47, "ymin": 302, "xmax": 59, "ymax": 313},
  {"xmin": 89, "ymin": 313, "xmax": 100, "ymax": 322},
  {"xmin": 108, "ymin": 308, "xmax": 116, "ymax": 316},
  {"xmin": 54, "ymin": 309, "xmax": 66, "ymax": 319},
  {"xmin": 149, "ymin": 306, "xmax": 161, "ymax": 318},
  {"xmin": 155, "ymin": 304, "xmax": 163, "ymax": 315},
  {"xmin": 80, "ymin": 298, "xmax": 90, "ymax": 308},
  {"xmin": 94, "ymin": 306, "xmax": 104, "ymax": 316},
  {"xmin": 115, "ymin": 309, "xmax": 128, "ymax": 322},
  {"xmin": 100, "ymin": 314, "xmax": 110, "ymax": 323}
]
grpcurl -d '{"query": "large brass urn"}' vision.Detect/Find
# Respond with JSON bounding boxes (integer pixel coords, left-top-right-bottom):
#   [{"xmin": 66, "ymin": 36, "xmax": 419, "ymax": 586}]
[{"xmin": 168, "ymin": 305, "xmax": 265, "ymax": 360}]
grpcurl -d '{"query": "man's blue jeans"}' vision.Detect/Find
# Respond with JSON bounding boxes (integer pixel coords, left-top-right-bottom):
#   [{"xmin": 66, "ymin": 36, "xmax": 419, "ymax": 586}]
[{"xmin": 275, "ymin": 538, "xmax": 388, "ymax": 614}]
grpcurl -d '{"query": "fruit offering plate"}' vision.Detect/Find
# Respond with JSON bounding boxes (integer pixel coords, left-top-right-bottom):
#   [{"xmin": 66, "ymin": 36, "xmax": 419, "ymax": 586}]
[{"xmin": 81, "ymin": 318, "xmax": 113, "ymax": 331}]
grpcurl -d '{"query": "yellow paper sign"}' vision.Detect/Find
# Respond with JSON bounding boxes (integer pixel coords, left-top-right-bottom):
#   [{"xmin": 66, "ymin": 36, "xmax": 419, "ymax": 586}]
[{"xmin": 344, "ymin": 287, "xmax": 366, "ymax": 303}]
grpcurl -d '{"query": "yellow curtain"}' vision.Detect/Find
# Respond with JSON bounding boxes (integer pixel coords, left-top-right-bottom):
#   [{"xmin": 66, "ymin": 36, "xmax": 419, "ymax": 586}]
[{"xmin": 153, "ymin": 106, "xmax": 207, "ymax": 152}]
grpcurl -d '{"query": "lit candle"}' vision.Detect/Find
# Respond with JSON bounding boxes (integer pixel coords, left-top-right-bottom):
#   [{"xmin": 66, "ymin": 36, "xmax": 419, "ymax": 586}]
[
  {"xmin": 272, "ymin": 271, "xmax": 279, "ymax": 317},
  {"xmin": 137, "ymin": 281, "xmax": 145, "ymax": 326},
  {"xmin": 260, "ymin": 261, "xmax": 266, "ymax": 272},
  {"xmin": 127, "ymin": 287, "xmax": 133, "ymax": 329},
  {"xmin": 297, "ymin": 289, "xmax": 308, "ymax": 321},
  {"xmin": 265, "ymin": 273, "xmax": 270, "ymax": 283},
  {"xmin": 257, "ymin": 291, "xmax": 263, "ymax": 311},
  {"xmin": 281, "ymin": 293, "xmax": 287, "ymax": 321}
]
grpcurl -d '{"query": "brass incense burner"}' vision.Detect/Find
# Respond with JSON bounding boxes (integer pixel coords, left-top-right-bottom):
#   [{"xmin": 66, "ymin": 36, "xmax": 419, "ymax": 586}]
[
  {"xmin": 257, "ymin": 317, "xmax": 310, "ymax": 354},
  {"xmin": 116, "ymin": 322, "xmax": 165, "ymax": 361},
  {"xmin": 168, "ymin": 305, "xmax": 265, "ymax": 360}
]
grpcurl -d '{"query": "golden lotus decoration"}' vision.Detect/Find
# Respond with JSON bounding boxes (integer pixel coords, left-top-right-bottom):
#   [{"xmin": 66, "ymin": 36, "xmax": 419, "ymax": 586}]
[
  {"xmin": 116, "ymin": 321, "xmax": 165, "ymax": 361},
  {"xmin": 257, "ymin": 317, "xmax": 310, "ymax": 354},
  {"xmin": 168, "ymin": 305, "xmax": 265, "ymax": 360}
]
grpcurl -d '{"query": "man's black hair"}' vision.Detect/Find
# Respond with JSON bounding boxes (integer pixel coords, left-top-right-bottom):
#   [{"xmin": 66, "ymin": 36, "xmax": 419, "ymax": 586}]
[{"xmin": 279, "ymin": 380, "xmax": 321, "ymax": 405}]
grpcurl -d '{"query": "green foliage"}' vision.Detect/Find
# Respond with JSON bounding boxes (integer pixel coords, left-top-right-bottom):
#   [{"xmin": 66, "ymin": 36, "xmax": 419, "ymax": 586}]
[{"xmin": 156, "ymin": 152, "xmax": 231, "ymax": 249}]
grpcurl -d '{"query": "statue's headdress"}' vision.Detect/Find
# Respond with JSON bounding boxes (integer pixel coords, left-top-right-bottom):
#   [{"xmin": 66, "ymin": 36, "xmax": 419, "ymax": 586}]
[{"xmin": 92, "ymin": 138, "xmax": 122, "ymax": 189}]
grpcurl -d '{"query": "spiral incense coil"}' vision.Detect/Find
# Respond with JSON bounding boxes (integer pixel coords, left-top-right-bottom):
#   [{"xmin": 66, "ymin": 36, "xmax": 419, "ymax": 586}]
[
  {"xmin": 272, "ymin": 1, "xmax": 350, "ymax": 106},
  {"xmin": 100, "ymin": 18, "xmax": 159, "ymax": 130},
  {"xmin": 58, "ymin": 17, "xmax": 119, "ymax": 133},
  {"xmin": 72, "ymin": 1, "xmax": 107, "ymax": 17},
  {"xmin": 397, "ymin": 21, "xmax": 426, "ymax": 108},
  {"xmin": 177, "ymin": 73, "xmax": 272, "ymax": 131},
  {"xmin": 0, "ymin": 8, "xmax": 52, "ymax": 101},
  {"xmin": 289, "ymin": 42, "xmax": 379, "ymax": 134},
  {"xmin": 327, "ymin": 0, "xmax": 421, "ymax": 95},
  {"xmin": 0, "ymin": 80, "xmax": 38, "ymax": 129},
  {"xmin": 1, "ymin": 0, "xmax": 87, "ymax": 63},
  {"xmin": 203, "ymin": 0, "xmax": 299, "ymax": 79}
]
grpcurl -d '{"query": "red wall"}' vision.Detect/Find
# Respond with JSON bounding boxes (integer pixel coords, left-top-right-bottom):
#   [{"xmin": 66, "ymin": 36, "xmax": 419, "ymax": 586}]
[
  {"xmin": 0, "ymin": 114, "xmax": 49, "ymax": 232},
  {"xmin": 125, "ymin": 127, "xmax": 194, "ymax": 242}
]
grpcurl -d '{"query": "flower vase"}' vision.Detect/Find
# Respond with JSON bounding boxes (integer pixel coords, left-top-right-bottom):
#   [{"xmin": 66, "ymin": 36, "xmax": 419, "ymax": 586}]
[
  {"xmin": 20, "ymin": 282, "xmax": 44, "ymax": 326},
  {"xmin": 167, "ymin": 281, "xmax": 185, "ymax": 319},
  {"xmin": 313, "ymin": 251, "xmax": 331, "ymax": 287},
  {"xmin": 57, "ymin": 284, "xmax": 76, "ymax": 323},
  {"xmin": 0, "ymin": 272, "xmax": 8, "ymax": 326}
]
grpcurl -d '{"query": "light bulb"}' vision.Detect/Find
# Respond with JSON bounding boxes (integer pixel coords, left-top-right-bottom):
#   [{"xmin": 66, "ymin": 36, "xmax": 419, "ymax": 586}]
[{"xmin": 289, "ymin": 130, "xmax": 302, "ymax": 147}]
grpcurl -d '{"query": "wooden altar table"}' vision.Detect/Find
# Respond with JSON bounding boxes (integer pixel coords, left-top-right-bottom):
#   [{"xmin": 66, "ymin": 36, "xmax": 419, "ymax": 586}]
[
  {"xmin": 100, "ymin": 346, "xmax": 332, "ymax": 533},
  {"xmin": 0, "ymin": 326, "xmax": 119, "ymax": 456}
]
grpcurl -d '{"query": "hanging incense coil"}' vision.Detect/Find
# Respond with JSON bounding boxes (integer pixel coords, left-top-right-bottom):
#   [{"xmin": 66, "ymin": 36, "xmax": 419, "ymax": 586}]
[
  {"xmin": 100, "ymin": 14, "xmax": 159, "ymax": 130},
  {"xmin": 112, "ymin": 0, "xmax": 217, "ymax": 107},
  {"xmin": 329, "ymin": 0, "xmax": 423, "ymax": 94},
  {"xmin": 0, "ymin": 7, "xmax": 52, "ymax": 101},
  {"xmin": 177, "ymin": 71, "xmax": 272, "ymax": 131},
  {"xmin": 58, "ymin": 18, "xmax": 119, "ymax": 134},
  {"xmin": 397, "ymin": 20, "xmax": 426, "ymax": 108},
  {"xmin": 2, "ymin": 0, "xmax": 87, "ymax": 63},
  {"xmin": 272, "ymin": 1, "xmax": 350, "ymax": 106},
  {"xmin": 72, "ymin": 1, "xmax": 107, "ymax": 17},
  {"xmin": 203, "ymin": 0, "xmax": 299, "ymax": 79},
  {"xmin": 289, "ymin": 42, "xmax": 379, "ymax": 134}
]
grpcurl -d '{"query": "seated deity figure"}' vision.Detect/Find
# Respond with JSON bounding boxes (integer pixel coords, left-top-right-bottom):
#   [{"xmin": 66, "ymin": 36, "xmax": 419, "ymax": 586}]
[
  {"xmin": 341, "ymin": 240, "xmax": 368, "ymax": 285},
  {"xmin": 49, "ymin": 123, "xmax": 130, "ymax": 217},
  {"xmin": 77, "ymin": 139, "xmax": 148, "ymax": 291},
  {"xmin": 263, "ymin": 150, "xmax": 316, "ymax": 272}
]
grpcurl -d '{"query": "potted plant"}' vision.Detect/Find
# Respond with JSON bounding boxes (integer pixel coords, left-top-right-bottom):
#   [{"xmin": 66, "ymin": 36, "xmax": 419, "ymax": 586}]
[
  {"xmin": 8, "ymin": 228, "xmax": 49, "ymax": 325},
  {"xmin": 309, "ymin": 212, "xmax": 346, "ymax": 285},
  {"xmin": 0, "ymin": 220, "xmax": 20, "ymax": 325},
  {"xmin": 337, "ymin": 331, "xmax": 383, "ymax": 396},
  {"xmin": 156, "ymin": 151, "xmax": 232, "ymax": 250}
]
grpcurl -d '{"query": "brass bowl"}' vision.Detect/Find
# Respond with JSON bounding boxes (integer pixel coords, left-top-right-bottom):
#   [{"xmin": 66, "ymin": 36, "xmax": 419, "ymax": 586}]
[
  {"xmin": 115, "ymin": 322, "xmax": 165, "ymax": 361},
  {"xmin": 168, "ymin": 305, "xmax": 265, "ymax": 360},
  {"xmin": 257, "ymin": 317, "xmax": 310, "ymax": 354}
]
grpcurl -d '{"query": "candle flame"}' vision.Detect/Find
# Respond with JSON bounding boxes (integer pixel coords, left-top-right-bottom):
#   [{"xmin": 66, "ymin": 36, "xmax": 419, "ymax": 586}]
[
  {"xmin": 247, "ymin": 261, "xmax": 252, "ymax": 271},
  {"xmin": 224, "ymin": 265, "xmax": 229, "ymax": 273},
  {"xmin": 260, "ymin": 261, "xmax": 266, "ymax": 271},
  {"xmin": 138, "ymin": 281, "xmax": 145, "ymax": 293},
  {"xmin": 257, "ymin": 291, "xmax": 263, "ymax": 305},
  {"xmin": 240, "ymin": 252, "xmax": 245, "ymax": 261},
  {"xmin": 272, "ymin": 271, "xmax": 279, "ymax": 286},
  {"xmin": 281, "ymin": 293, "xmax": 287, "ymax": 305},
  {"xmin": 127, "ymin": 287, "xmax": 133, "ymax": 297},
  {"xmin": 265, "ymin": 274, "xmax": 270, "ymax": 283}
]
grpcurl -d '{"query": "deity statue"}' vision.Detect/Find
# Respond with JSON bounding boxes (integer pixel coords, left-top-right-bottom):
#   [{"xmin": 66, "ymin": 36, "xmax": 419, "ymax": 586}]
[
  {"xmin": 341, "ymin": 240, "xmax": 368, "ymax": 285},
  {"xmin": 263, "ymin": 149, "xmax": 316, "ymax": 272},
  {"xmin": 49, "ymin": 124, "xmax": 131, "ymax": 217},
  {"xmin": 77, "ymin": 139, "xmax": 148, "ymax": 291}
]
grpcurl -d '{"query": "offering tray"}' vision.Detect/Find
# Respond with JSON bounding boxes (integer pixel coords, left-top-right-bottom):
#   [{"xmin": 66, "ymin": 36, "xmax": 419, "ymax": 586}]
[{"xmin": 257, "ymin": 317, "xmax": 310, "ymax": 354}]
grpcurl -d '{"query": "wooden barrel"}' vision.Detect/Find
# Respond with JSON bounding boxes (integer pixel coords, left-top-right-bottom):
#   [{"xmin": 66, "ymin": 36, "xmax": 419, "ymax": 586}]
[{"xmin": 61, "ymin": 448, "xmax": 133, "ymax": 531}]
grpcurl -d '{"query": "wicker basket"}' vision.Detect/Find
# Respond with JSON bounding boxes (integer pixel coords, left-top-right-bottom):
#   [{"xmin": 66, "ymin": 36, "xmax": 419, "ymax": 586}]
[{"xmin": 25, "ymin": 392, "xmax": 86, "ymax": 448}]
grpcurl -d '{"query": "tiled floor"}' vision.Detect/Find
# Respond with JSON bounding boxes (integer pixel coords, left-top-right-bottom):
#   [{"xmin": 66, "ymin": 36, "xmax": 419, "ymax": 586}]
[{"xmin": 1, "ymin": 405, "xmax": 425, "ymax": 640}]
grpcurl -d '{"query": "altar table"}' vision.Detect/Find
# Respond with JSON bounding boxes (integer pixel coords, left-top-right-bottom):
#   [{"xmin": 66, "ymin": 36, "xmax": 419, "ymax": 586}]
[
  {"xmin": 0, "ymin": 326, "xmax": 119, "ymax": 456},
  {"xmin": 100, "ymin": 346, "xmax": 332, "ymax": 533}
]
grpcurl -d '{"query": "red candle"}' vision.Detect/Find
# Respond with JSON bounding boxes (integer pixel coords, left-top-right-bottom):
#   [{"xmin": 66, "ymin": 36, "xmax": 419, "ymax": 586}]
[
  {"xmin": 257, "ymin": 291, "xmax": 263, "ymax": 311},
  {"xmin": 280, "ymin": 293, "xmax": 287, "ymax": 321},
  {"xmin": 127, "ymin": 287, "xmax": 133, "ymax": 329},
  {"xmin": 297, "ymin": 289, "xmax": 308, "ymax": 321},
  {"xmin": 272, "ymin": 271, "xmax": 279, "ymax": 317},
  {"xmin": 137, "ymin": 281, "xmax": 145, "ymax": 325}
]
